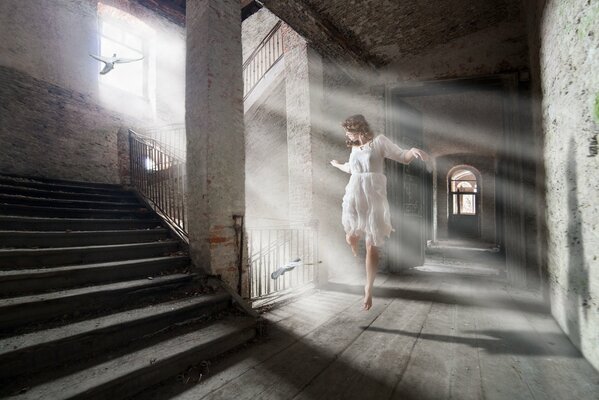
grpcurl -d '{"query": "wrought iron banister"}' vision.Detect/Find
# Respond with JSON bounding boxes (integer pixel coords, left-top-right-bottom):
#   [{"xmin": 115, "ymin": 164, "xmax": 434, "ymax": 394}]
[
  {"xmin": 247, "ymin": 225, "xmax": 318, "ymax": 300},
  {"xmin": 129, "ymin": 129, "xmax": 187, "ymax": 240},
  {"xmin": 243, "ymin": 21, "xmax": 284, "ymax": 100}
]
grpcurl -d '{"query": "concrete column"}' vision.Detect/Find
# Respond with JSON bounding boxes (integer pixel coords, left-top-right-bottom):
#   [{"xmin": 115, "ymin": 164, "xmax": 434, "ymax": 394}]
[
  {"xmin": 185, "ymin": 0, "xmax": 247, "ymax": 295},
  {"xmin": 283, "ymin": 27, "xmax": 324, "ymax": 225}
]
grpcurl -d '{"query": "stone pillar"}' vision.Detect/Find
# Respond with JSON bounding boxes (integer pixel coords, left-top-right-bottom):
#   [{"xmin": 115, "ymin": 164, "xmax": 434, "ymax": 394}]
[
  {"xmin": 283, "ymin": 27, "xmax": 323, "ymax": 226},
  {"xmin": 185, "ymin": 0, "xmax": 247, "ymax": 295}
]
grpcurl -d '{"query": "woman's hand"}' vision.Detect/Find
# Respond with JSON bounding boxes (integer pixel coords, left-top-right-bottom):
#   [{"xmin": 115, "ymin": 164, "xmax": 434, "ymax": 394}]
[
  {"xmin": 330, "ymin": 159, "xmax": 341, "ymax": 168},
  {"xmin": 409, "ymin": 148, "xmax": 430, "ymax": 162}
]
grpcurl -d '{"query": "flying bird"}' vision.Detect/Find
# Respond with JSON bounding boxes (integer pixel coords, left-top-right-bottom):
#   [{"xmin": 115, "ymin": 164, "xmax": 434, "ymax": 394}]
[{"xmin": 89, "ymin": 53, "xmax": 144, "ymax": 75}]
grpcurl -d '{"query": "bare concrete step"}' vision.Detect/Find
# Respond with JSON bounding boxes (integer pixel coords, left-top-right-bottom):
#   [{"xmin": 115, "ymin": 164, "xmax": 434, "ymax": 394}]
[
  {"xmin": 0, "ymin": 215, "xmax": 161, "ymax": 231},
  {"xmin": 0, "ymin": 203, "xmax": 155, "ymax": 219},
  {"xmin": 0, "ymin": 228, "xmax": 169, "ymax": 248},
  {"xmin": 0, "ymin": 184, "xmax": 138, "ymax": 203},
  {"xmin": 16, "ymin": 316, "xmax": 256, "ymax": 400},
  {"xmin": 0, "ymin": 294, "xmax": 231, "ymax": 381},
  {"xmin": 0, "ymin": 274, "xmax": 194, "ymax": 331},
  {"xmin": 0, "ymin": 174, "xmax": 124, "ymax": 190},
  {"xmin": 0, "ymin": 256, "xmax": 190, "ymax": 296},
  {"xmin": 0, "ymin": 241, "xmax": 180, "ymax": 269},
  {"xmin": 0, "ymin": 193, "xmax": 142, "ymax": 210},
  {"xmin": 0, "ymin": 176, "xmax": 134, "ymax": 196}
]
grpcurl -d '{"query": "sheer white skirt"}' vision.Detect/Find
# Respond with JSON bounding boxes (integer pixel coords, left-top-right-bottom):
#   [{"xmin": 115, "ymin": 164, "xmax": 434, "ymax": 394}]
[{"xmin": 341, "ymin": 172, "xmax": 393, "ymax": 247}]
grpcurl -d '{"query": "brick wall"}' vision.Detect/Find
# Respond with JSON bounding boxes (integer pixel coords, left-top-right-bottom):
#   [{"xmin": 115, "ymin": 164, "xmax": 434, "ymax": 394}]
[{"xmin": 0, "ymin": 66, "xmax": 130, "ymax": 183}]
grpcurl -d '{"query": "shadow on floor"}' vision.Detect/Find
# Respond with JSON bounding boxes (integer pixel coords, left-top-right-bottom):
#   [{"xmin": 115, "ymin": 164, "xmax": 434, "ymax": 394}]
[
  {"xmin": 323, "ymin": 277, "xmax": 548, "ymax": 315},
  {"xmin": 362, "ymin": 326, "xmax": 583, "ymax": 358}
]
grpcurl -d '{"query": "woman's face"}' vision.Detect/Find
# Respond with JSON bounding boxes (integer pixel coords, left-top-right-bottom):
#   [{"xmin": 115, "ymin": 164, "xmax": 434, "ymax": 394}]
[{"xmin": 345, "ymin": 130, "xmax": 360, "ymax": 141}]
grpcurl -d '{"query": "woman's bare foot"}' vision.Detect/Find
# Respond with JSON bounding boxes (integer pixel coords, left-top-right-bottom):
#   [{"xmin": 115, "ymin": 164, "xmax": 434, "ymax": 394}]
[
  {"xmin": 346, "ymin": 234, "xmax": 359, "ymax": 257},
  {"xmin": 362, "ymin": 287, "xmax": 372, "ymax": 311}
]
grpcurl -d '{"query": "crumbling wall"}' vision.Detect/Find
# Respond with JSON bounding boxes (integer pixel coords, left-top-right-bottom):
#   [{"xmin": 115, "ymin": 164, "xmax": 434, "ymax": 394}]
[{"xmin": 525, "ymin": 0, "xmax": 599, "ymax": 371}]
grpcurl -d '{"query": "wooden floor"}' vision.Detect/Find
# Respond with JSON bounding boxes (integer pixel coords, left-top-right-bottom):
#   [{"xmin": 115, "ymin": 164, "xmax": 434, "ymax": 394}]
[{"xmin": 133, "ymin": 270, "xmax": 599, "ymax": 400}]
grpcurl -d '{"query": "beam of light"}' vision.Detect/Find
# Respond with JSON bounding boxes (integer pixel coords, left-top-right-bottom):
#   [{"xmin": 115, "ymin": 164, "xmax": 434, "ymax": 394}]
[
  {"xmin": 242, "ymin": 44, "xmax": 553, "ymax": 300},
  {"xmin": 96, "ymin": 3, "xmax": 185, "ymax": 125}
]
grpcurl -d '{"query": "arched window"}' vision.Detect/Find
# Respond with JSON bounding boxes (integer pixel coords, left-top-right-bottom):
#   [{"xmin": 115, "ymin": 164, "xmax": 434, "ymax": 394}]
[{"xmin": 450, "ymin": 169, "xmax": 478, "ymax": 215}]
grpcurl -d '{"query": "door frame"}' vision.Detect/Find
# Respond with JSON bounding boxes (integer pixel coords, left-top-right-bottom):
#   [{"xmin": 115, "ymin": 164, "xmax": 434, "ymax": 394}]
[{"xmin": 383, "ymin": 73, "xmax": 526, "ymax": 276}]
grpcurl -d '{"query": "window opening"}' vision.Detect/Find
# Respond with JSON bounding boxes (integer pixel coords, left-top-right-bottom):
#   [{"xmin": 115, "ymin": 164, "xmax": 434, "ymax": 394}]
[{"xmin": 450, "ymin": 170, "xmax": 478, "ymax": 215}]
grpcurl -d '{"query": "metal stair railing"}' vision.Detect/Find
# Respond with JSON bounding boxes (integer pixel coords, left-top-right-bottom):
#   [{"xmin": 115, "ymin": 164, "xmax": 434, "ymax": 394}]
[
  {"xmin": 129, "ymin": 129, "xmax": 188, "ymax": 241},
  {"xmin": 243, "ymin": 21, "xmax": 284, "ymax": 100}
]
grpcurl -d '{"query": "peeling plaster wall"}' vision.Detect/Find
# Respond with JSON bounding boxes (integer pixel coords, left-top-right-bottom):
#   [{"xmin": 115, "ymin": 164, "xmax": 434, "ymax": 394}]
[
  {"xmin": 527, "ymin": 0, "xmax": 599, "ymax": 371},
  {"xmin": 0, "ymin": 0, "xmax": 185, "ymax": 183}
]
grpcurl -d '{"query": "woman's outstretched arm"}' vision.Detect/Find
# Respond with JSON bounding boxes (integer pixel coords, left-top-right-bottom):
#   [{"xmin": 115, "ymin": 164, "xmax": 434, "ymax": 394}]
[
  {"xmin": 330, "ymin": 160, "xmax": 351, "ymax": 173},
  {"xmin": 378, "ymin": 135, "xmax": 430, "ymax": 165}
]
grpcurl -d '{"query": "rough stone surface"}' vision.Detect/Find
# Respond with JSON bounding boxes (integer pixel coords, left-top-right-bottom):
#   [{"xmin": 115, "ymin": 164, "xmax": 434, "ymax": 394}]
[
  {"xmin": 186, "ymin": 0, "xmax": 248, "ymax": 295},
  {"xmin": 303, "ymin": 0, "xmax": 523, "ymax": 64},
  {"xmin": 378, "ymin": 21, "xmax": 529, "ymax": 83},
  {"xmin": 532, "ymin": 0, "xmax": 599, "ymax": 371}
]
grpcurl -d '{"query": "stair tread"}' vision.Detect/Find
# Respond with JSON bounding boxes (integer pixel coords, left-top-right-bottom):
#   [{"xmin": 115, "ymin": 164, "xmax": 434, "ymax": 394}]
[
  {"xmin": 0, "ymin": 183, "xmax": 137, "ymax": 200},
  {"xmin": 0, "ymin": 176, "xmax": 132, "ymax": 194},
  {"xmin": 0, "ymin": 215, "xmax": 159, "ymax": 223},
  {"xmin": 0, "ymin": 293, "xmax": 230, "ymax": 356},
  {"xmin": 0, "ymin": 255, "xmax": 189, "ymax": 279},
  {"xmin": 0, "ymin": 228, "xmax": 167, "ymax": 236},
  {"xmin": 0, "ymin": 240, "xmax": 178, "ymax": 255},
  {"xmin": 0, "ymin": 273, "xmax": 192, "ymax": 308},
  {"xmin": 0, "ymin": 174, "xmax": 125, "ymax": 189},
  {"xmin": 0, "ymin": 203, "xmax": 152, "ymax": 214},
  {"xmin": 18, "ymin": 315, "xmax": 256, "ymax": 400},
  {"xmin": 0, "ymin": 193, "xmax": 141, "ymax": 207}
]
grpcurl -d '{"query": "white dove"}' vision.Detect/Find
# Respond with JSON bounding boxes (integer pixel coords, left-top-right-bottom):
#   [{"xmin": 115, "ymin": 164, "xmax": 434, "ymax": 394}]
[{"xmin": 89, "ymin": 53, "xmax": 144, "ymax": 75}]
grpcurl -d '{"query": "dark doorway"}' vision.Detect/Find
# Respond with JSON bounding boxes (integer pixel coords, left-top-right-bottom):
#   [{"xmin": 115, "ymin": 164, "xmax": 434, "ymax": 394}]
[{"xmin": 386, "ymin": 96, "xmax": 429, "ymax": 271}]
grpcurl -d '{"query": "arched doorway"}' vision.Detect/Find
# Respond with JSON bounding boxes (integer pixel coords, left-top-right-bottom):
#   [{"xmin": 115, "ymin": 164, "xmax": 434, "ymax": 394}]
[{"xmin": 448, "ymin": 166, "xmax": 481, "ymax": 238}]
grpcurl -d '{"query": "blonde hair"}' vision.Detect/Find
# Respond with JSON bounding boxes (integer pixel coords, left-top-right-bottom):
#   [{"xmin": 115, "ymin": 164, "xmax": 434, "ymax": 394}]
[{"xmin": 342, "ymin": 114, "xmax": 374, "ymax": 147}]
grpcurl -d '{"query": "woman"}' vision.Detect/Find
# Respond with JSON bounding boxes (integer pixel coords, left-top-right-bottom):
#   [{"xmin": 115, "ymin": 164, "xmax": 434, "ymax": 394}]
[{"xmin": 330, "ymin": 114, "xmax": 429, "ymax": 311}]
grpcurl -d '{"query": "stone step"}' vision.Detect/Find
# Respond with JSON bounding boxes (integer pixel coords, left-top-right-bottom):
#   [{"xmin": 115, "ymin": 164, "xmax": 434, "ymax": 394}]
[
  {"xmin": 0, "ymin": 294, "xmax": 231, "ymax": 382},
  {"xmin": 14, "ymin": 315, "xmax": 256, "ymax": 400},
  {"xmin": 0, "ymin": 176, "xmax": 134, "ymax": 196},
  {"xmin": 0, "ymin": 184, "xmax": 138, "ymax": 203},
  {"xmin": 0, "ymin": 228, "xmax": 170, "ymax": 248},
  {"xmin": 0, "ymin": 240, "xmax": 180, "ymax": 269},
  {"xmin": 0, "ymin": 256, "xmax": 190, "ymax": 296},
  {"xmin": 0, "ymin": 215, "xmax": 161, "ymax": 231},
  {"xmin": 0, "ymin": 203, "xmax": 155, "ymax": 219},
  {"xmin": 0, "ymin": 193, "xmax": 143, "ymax": 210},
  {"xmin": 0, "ymin": 274, "xmax": 194, "ymax": 332},
  {"xmin": 0, "ymin": 174, "xmax": 125, "ymax": 190}
]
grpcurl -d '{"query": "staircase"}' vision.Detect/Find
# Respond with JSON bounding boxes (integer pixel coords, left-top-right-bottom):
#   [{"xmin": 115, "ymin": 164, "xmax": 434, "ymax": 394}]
[{"xmin": 0, "ymin": 175, "xmax": 257, "ymax": 399}]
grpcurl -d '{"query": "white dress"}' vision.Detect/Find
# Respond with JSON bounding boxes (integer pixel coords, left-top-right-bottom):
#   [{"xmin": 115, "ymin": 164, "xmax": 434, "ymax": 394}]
[{"xmin": 339, "ymin": 134, "xmax": 410, "ymax": 247}]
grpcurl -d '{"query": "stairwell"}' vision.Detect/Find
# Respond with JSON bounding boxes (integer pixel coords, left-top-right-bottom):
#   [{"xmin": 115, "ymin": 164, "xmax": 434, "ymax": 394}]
[{"xmin": 0, "ymin": 174, "xmax": 257, "ymax": 399}]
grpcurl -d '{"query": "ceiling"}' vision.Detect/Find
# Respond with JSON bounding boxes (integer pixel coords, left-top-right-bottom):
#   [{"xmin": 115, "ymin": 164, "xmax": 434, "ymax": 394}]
[
  {"xmin": 143, "ymin": 0, "xmax": 523, "ymax": 68},
  {"xmin": 300, "ymin": 0, "xmax": 522, "ymax": 65}
]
